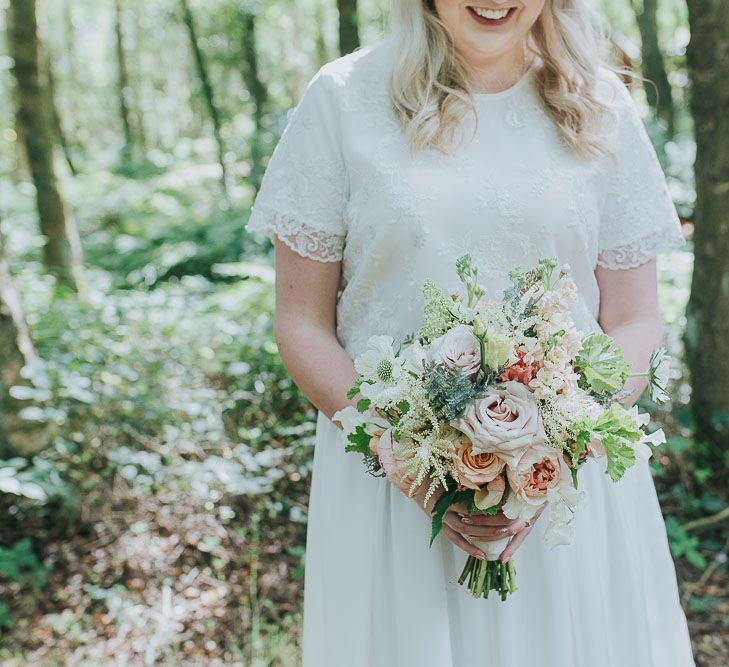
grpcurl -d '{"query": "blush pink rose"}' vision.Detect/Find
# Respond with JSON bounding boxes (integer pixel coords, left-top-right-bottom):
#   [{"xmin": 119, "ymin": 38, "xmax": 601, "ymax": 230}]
[
  {"xmin": 474, "ymin": 475, "xmax": 506, "ymax": 510},
  {"xmin": 455, "ymin": 444, "xmax": 506, "ymax": 491},
  {"xmin": 430, "ymin": 324, "xmax": 481, "ymax": 377},
  {"xmin": 585, "ymin": 436, "xmax": 606, "ymax": 459},
  {"xmin": 377, "ymin": 428, "xmax": 417, "ymax": 496},
  {"xmin": 452, "ymin": 381, "xmax": 542, "ymax": 467}
]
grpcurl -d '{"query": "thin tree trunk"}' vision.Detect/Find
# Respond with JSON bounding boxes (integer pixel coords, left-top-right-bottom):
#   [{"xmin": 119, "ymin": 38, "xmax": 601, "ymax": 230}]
[
  {"xmin": 684, "ymin": 0, "xmax": 729, "ymax": 475},
  {"xmin": 239, "ymin": 8, "xmax": 267, "ymax": 193},
  {"xmin": 630, "ymin": 0, "xmax": 676, "ymax": 134},
  {"xmin": 129, "ymin": 7, "xmax": 149, "ymax": 155},
  {"xmin": 42, "ymin": 42, "xmax": 77, "ymax": 175},
  {"xmin": 337, "ymin": 0, "xmax": 360, "ymax": 56},
  {"xmin": 8, "ymin": 0, "xmax": 82, "ymax": 292},
  {"xmin": 180, "ymin": 0, "xmax": 230, "ymax": 196},
  {"xmin": 114, "ymin": 0, "xmax": 134, "ymax": 164},
  {"xmin": 314, "ymin": 1, "xmax": 329, "ymax": 67},
  {"xmin": 0, "ymin": 228, "xmax": 49, "ymax": 456}
]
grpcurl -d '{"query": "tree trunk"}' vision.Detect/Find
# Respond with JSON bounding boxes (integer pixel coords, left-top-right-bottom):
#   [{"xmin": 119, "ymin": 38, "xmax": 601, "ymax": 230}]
[
  {"xmin": 42, "ymin": 41, "xmax": 77, "ymax": 175},
  {"xmin": 314, "ymin": 1, "xmax": 329, "ymax": 67},
  {"xmin": 684, "ymin": 0, "xmax": 729, "ymax": 474},
  {"xmin": 239, "ymin": 7, "xmax": 267, "ymax": 193},
  {"xmin": 630, "ymin": 0, "xmax": 676, "ymax": 134},
  {"xmin": 337, "ymin": 0, "xmax": 360, "ymax": 56},
  {"xmin": 180, "ymin": 0, "xmax": 230, "ymax": 196},
  {"xmin": 114, "ymin": 0, "xmax": 134, "ymax": 164},
  {"xmin": 0, "ymin": 229, "xmax": 49, "ymax": 457},
  {"xmin": 8, "ymin": 0, "xmax": 82, "ymax": 292}
]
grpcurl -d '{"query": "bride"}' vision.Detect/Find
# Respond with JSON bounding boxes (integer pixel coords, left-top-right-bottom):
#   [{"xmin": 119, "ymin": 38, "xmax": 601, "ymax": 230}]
[{"xmin": 246, "ymin": 1, "xmax": 696, "ymax": 665}]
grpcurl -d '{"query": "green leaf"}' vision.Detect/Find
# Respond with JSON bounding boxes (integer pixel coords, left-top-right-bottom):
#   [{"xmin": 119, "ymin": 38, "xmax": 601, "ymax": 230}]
[
  {"xmin": 344, "ymin": 425, "xmax": 373, "ymax": 457},
  {"xmin": 396, "ymin": 400, "xmax": 410, "ymax": 414},
  {"xmin": 601, "ymin": 433, "xmax": 635, "ymax": 482},
  {"xmin": 346, "ymin": 379, "xmax": 363, "ymax": 400},
  {"xmin": 429, "ymin": 487, "xmax": 458, "ymax": 547},
  {"xmin": 356, "ymin": 398, "xmax": 371, "ymax": 412},
  {"xmin": 576, "ymin": 333, "xmax": 631, "ymax": 394}
]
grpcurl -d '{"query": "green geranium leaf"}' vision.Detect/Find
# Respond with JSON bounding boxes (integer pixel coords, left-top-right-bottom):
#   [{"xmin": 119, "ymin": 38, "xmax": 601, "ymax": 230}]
[
  {"xmin": 601, "ymin": 433, "xmax": 635, "ymax": 482},
  {"xmin": 576, "ymin": 333, "xmax": 631, "ymax": 394}
]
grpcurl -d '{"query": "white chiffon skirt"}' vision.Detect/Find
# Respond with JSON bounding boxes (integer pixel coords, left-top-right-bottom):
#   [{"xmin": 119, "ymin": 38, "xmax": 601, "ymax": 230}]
[{"xmin": 302, "ymin": 411, "xmax": 696, "ymax": 667}]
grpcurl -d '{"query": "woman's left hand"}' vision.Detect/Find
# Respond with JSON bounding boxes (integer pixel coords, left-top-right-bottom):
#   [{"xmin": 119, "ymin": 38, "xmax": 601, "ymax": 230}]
[{"xmin": 498, "ymin": 504, "xmax": 546, "ymax": 562}]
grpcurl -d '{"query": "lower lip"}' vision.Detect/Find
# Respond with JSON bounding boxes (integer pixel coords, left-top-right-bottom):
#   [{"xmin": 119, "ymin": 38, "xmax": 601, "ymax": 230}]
[{"xmin": 466, "ymin": 6, "xmax": 517, "ymax": 26}]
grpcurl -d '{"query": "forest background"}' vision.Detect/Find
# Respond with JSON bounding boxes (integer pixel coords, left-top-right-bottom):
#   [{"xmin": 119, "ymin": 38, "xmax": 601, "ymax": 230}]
[{"xmin": 0, "ymin": 0, "xmax": 728, "ymax": 664}]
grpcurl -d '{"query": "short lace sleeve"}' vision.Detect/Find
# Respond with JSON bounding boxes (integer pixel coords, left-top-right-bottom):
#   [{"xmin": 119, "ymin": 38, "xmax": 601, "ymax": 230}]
[
  {"xmin": 596, "ymin": 72, "xmax": 685, "ymax": 270},
  {"xmin": 245, "ymin": 65, "xmax": 347, "ymax": 262}
]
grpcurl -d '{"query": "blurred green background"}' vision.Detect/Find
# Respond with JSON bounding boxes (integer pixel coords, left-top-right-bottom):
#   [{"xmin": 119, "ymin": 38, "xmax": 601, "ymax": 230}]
[{"xmin": 0, "ymin": 0, "xmax": 727, "ymax": 664}]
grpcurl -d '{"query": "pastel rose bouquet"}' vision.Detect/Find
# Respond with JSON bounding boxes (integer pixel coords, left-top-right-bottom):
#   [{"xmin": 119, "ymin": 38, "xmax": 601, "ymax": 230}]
[{"xmin": 333, "ymin": 256, "xmax": 671, "ymax": 600}]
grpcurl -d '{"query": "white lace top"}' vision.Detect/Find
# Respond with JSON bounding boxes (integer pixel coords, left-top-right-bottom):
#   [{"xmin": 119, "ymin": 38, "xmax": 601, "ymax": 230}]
[{"xmin": 246, "ymin": 38, "xmax": 686, "ymax": 358}]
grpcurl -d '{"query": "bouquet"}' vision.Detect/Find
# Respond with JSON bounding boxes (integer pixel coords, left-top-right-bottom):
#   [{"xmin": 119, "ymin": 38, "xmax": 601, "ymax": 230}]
[{"xmin": 333, "ymin": 256, "xmax": 671, "ymax": 600}]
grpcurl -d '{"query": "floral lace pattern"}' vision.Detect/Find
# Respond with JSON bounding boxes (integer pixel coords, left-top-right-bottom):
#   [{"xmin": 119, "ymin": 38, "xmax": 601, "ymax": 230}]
[
  {"xmin": 246, "ymin": 38, "xmax": 686, "ymax": 358},
  {"xmin": 247, "ymin": 207, "xmax": 345, "ymax": 262}
]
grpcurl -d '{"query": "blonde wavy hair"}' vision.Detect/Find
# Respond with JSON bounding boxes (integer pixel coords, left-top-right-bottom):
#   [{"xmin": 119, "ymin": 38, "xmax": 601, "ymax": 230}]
[{"xmin": 387, "ymin": 0, "xmax": 628, "ymax": 159}]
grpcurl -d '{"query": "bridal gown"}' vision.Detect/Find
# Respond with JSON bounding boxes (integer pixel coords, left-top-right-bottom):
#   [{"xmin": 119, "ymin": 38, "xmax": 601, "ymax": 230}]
[{"xmin": 246, "ymin": 37, "xmax": 695, "ymax": 667}]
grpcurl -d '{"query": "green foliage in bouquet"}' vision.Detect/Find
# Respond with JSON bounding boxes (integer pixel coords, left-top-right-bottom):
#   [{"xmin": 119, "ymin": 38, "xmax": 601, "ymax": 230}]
[
  {"xmin": 423, "ymin": 362, "xmax": 479, "ymax": 421},
  {"xmin": 575, "ymin": 333, "xmax": 632, "ymax": 395},
  {"xmin": 419, "ymin": 279, "xmax": 460, "ymax": 344},
  {"xmin": 589, "ymin": 404, "xmax": 647, "ymax": 481},
  {"xmin": 428, "ymin": 482, "xmax": 501, "ymax": 548}
]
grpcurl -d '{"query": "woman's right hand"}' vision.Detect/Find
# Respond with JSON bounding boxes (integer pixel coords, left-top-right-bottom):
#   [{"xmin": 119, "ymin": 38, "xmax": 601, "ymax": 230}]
[{"xmin": 410, "ymin": 482, "xmax": 529, "ymax": 560}]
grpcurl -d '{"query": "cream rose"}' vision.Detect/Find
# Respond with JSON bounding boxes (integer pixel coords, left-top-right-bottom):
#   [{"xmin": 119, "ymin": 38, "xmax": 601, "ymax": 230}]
[
  {"xmin": 502, "ymin": 444, "xmax": 563, "ymax": 521},
  {"xmin": 455, "ymin": 444, "xmax": 506, "ymax": 490},
  {"xmin": 430, "ymin": 324, "xmax": 481, "ymax": 377},
  {"xmin": 451, "ymin": 381, "xmax": 542, "ymax": 466}
]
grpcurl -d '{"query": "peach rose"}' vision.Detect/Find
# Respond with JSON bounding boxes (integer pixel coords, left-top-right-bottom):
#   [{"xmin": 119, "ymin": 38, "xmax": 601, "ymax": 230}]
[
  {"xmin": 502, "ymin": 444, "xmax": 562, "ymax": 521},
  {"xmin": 455, "ymin": 443, "xmax": 505, "ymax": 491},
  {"xmin": 499, "ymin": 349, "xmax": 539, "ymax": 386},
  {"xmin": 452, "ymin": 381, "xmax": 542, "ymax": 466}
]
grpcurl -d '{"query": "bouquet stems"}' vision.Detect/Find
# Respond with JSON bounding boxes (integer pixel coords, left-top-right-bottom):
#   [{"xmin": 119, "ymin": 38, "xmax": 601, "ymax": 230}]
[
  {"xmin": 459, "ymin": 556, "xmax": 517, "ymax": 600},
  {"xmin": 456, "ymin": 536, "xmax": 517, "ymax": 600}
]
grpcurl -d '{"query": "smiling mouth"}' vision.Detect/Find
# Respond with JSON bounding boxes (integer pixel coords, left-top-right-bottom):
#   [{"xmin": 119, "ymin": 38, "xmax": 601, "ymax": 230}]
[{"xmin": 466, "ymin": 5, "xmax": 517, "ymax": 25}]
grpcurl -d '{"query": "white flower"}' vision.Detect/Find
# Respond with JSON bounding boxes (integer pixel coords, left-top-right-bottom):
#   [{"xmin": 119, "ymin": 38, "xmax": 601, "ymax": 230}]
[
  {"xmin": 633, "ymin": 426, "xmax": 666, "ymax": 462},
  {"xmin": 543, "ymin": 460, "xmax": 585, "ymax": 549},
  {"xmin": 647, "ymin": 347, "xmax": 671, "ymax": 403},
  {"xmin": 519, "ymin": 339, "xmax": 544, "ymax": 365},
  {"xmin": 401, "ymin": 341, "xmax": 430, "ymax": 376},
  {"xmin": 354, "ymin": 335, "xmax": 405, "ymax": 407},
  {"xmin": 430, "ymin": 324, "xmax": 481, "ymax": 377},
  {"xmin": 332, "ymin": 405, "xmax": 389, "ymax": 438}
]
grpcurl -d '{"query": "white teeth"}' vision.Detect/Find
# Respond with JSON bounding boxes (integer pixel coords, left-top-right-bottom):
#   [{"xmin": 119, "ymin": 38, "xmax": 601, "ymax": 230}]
[{"xmin": 471, "ymin": 6, "xmax": 511, "ymax": 19}]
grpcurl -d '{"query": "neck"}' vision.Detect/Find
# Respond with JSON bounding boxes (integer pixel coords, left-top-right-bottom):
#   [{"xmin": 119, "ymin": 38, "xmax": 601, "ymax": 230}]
[{"xmin": 461, "ymin": 43, "xmax": 535, "ymax": 94}]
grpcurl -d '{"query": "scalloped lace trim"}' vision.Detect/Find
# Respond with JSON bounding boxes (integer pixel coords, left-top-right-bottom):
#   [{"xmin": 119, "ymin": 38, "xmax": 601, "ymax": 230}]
[
  {"xmin": 247, "ymin": 209, "xmax": 345, "ymax": 263},
  {"xmin": 596, "ymin": 227, "xmax": 685, "ymax": 270}
]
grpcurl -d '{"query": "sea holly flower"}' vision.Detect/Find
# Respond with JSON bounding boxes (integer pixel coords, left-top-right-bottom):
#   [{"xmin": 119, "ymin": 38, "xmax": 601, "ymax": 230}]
[{"xmin": 355, "ymin": 335, "xmax": 406, "ymax": 407}]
